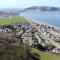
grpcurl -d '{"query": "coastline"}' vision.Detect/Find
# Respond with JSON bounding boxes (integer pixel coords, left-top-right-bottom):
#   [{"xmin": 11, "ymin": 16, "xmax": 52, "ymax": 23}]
[{"xmin": 20, "ymin": 14, "xmax": 60, "ymax": 29}]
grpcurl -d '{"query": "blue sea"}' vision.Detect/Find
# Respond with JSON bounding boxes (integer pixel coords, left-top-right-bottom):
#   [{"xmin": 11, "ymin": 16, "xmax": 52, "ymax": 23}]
[{"xmin": 20, "ymin": 11, "xmax": 60, "ymax": 28}]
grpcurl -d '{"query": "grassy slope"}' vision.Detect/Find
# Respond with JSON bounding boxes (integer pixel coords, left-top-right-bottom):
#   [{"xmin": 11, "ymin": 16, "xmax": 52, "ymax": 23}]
[
  {"xmin": 32, "ymin": 48, "xmax": 60, "ymax": 60},
  {"xmin": 0, "ymin": 16, "xmax": 27, "ymax": 25}
]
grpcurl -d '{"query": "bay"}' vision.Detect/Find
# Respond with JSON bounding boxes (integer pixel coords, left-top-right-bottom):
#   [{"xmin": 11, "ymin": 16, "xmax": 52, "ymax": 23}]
[{"xmin": 21, "ymin": 11, "xmax": 60, "ymax": 28}]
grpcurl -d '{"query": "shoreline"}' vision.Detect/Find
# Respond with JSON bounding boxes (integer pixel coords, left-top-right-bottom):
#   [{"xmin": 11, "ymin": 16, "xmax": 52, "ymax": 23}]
[{"xmin": 20, "ymin": 15, "xmax": 60, "ymax": 29}]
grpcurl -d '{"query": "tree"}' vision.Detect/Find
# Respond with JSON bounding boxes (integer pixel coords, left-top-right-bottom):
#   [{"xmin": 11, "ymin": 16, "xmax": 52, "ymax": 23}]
[{"xmin": 0, "ymin": 32, "xmax": 39, "ymax": 60}]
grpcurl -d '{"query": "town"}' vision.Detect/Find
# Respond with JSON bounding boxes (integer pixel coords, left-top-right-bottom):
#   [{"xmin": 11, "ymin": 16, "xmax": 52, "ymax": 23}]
[{"xmin": 0, "ymin": 20, "xmax": 60, "ymax": 54}]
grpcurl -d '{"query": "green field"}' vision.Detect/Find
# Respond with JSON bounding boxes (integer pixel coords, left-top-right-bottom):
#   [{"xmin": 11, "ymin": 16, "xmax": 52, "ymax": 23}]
[
  {"xmin": 0, "ymin": 16, "xmax": 27, "ymax": 25},
  {"xmin": 32, "ymin": 48, "xmax": 60, "ymax": 60}
]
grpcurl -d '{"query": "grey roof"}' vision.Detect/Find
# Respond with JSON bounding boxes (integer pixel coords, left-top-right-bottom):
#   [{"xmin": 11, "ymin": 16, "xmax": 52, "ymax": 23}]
[
  {"xmin": 16, "ymin": 31, "xmax": 23, "ymax": 35},
  {"xmin": 0, "ymin": 28, "xmax": 4, "ymax": 32}
]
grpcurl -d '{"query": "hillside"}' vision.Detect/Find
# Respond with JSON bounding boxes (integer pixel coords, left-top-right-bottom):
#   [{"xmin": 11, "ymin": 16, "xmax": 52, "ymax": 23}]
[{"xmin": 24, "ymin": 6, "xmax": 60, "ymax": 11}]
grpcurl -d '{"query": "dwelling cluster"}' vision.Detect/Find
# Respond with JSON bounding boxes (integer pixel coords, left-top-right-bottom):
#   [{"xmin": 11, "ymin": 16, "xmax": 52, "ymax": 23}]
[
  {"xmin": 30, "ymin": 22, "xmax": 60, "ymax": 53},
  {"xmin": 0, "ymin": 22, "xmax": 60, "ymax": 53},
  {"xmin": 36, "ymin": 23, "xmax": 60, "ymax": 42}
]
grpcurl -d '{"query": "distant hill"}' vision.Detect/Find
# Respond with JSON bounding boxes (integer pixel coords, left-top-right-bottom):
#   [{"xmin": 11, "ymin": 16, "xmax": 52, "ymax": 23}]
[
  {"xmin": 23, "ymin": 6, "xmax": 60, "ymax": 11},
  {"xmin": 0, "ymin": 8, "xmax": 22, "ymax": 16}
]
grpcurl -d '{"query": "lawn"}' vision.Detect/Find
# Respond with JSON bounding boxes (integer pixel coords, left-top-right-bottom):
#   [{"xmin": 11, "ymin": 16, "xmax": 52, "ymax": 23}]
[
  {"xmin": 32, "ymin": 48, "xmax": 60, "ymax": 60},
  {"xmin": 0, "ymin": 16, "xmax": 27, "ymax": 25}
]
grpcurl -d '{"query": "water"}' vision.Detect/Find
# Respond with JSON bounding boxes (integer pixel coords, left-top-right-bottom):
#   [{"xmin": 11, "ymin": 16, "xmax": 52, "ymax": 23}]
[{"xmin": 20, "ymin": 11, "xmax": 60, "ymax": 28}]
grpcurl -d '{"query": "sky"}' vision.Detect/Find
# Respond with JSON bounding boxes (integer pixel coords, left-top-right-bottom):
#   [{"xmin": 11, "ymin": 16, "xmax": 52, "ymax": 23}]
[{"xmin": 0, "ymin": 0, "xmax": 60, "ymax": 8}]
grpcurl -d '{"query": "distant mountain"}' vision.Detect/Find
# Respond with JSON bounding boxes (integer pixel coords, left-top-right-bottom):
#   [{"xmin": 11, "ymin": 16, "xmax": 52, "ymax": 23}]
[{"xmin": 23, "ymin": 6, "xmax": 60, "ymax": 11}]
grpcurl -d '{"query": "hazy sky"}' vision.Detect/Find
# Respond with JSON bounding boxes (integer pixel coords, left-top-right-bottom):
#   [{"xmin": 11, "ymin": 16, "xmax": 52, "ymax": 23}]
[{"xmin": 0, "ymin": 0, "xmax": 60, "ymax": 8}]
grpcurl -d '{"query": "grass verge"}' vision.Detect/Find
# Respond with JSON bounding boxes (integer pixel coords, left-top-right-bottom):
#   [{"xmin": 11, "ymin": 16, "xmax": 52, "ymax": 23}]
[{"xmin": 32, "ymin": 48, "xmax": 60, "ymax": 60}]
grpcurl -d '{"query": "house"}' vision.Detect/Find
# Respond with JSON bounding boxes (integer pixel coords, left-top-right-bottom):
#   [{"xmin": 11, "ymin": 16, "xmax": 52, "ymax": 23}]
[
  {"xmin": 52, "ymin": 48, "xmax": 60, "ymax": 53},
  {"xmin": 26, "ymin": 29, "xmax": 31, "ymax": 33},
  {"xmin": 4, "ymin": 28, "xmax": 10, "ymax": 32},
  {"xmin": 16, "ymin": 31, "xmax": 23, "ymax": 36},
  {"xmin": 0, "ymin": 28, "xmax": 4, "ymax": 32}
]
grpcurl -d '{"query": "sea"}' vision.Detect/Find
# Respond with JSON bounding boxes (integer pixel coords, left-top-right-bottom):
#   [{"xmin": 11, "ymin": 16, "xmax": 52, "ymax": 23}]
[{"xmin": 20, "ymin": 11, "xmax": 60, "ymax": 28}]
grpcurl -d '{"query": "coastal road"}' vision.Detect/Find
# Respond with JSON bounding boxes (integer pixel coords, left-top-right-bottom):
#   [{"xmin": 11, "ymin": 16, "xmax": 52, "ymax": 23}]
[{"xmin": 29, "ymin": 21, "xmax": 60, "ymax": 49}]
